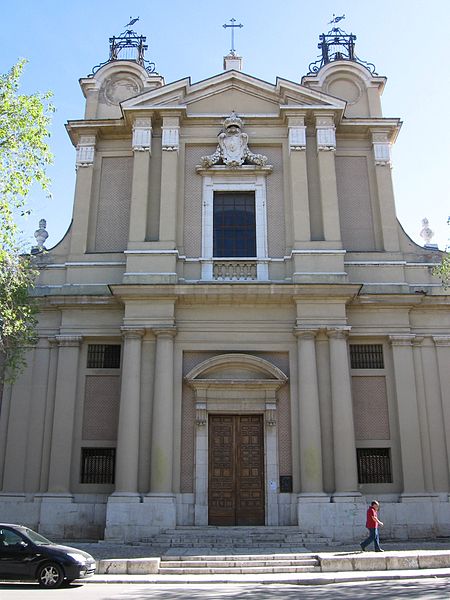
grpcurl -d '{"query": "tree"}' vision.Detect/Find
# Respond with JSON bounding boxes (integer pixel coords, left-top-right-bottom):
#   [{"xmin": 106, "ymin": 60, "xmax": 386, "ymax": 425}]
[
  {"xmin": 0, "ymin": 60, "xmax": 54, "ymax": 384},
  {"xmin": 433, "ymin": 253, "xmax": 450, "ymax": 289}
]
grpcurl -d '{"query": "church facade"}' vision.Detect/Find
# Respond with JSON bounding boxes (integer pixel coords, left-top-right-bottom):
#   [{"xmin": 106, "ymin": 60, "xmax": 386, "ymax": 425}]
[{"xmin": 1, "ymin": 27, "xmax": 449, "ymax": 543}]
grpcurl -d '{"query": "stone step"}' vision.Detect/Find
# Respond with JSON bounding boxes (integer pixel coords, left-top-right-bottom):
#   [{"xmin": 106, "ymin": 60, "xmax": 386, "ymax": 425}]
[
  {"xmin": 161, "ymin": 559, "xmax": 318, "ymax": 568},
  {"xmin": 159, "ymin": 565, "xmax": 321, "ymax": 574},
  {"xmin": 161, "ymin": 553, "xmax": 317, "ymax": 562}
]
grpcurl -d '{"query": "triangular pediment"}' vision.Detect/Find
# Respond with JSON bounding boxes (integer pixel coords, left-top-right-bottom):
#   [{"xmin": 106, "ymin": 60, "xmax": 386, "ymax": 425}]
[{"xmin": 121, "ymin": 70, "xmax": 346, "ymax": 116}]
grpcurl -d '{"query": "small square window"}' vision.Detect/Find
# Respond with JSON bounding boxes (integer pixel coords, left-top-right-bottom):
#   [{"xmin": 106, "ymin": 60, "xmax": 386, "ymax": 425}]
[
  {"xmin": 350, "ymin": 345, "xmax": 384, "ymax": 369},
  {"xmin": 357, "ymin": 448, "xmax": 392, "ymax": 484},
  {"xmin": 87, "ymin": 345, "xmax": 121, "ymax": 369},
  {"xmin": 80, "ymin": 448, "xmax": 115, "ymax": 484}
]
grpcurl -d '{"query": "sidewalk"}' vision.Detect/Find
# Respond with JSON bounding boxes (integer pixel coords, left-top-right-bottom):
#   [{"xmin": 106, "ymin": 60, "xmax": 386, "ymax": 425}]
[{"xmin": 70, "ymin": 539, "xmax": 450, "ymax": 585}]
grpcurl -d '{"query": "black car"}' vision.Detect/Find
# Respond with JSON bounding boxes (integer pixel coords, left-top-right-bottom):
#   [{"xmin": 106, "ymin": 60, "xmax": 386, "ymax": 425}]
[{"xmin": 0, "ymin": 523, "xmax": 96, "ymax": 588}]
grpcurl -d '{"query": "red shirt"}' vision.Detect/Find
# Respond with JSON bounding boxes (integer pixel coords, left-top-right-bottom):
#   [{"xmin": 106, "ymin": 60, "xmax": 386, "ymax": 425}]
[{"xmin": 366, "ymin": 506, "xmax": 379, "ymax": 528}]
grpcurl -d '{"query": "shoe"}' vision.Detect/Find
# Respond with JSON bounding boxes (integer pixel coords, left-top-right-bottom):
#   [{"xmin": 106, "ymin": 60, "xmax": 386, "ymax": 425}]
[
  {"xmin": 375, "ymin": 549, "xmax": 384, "ymax": 552},
  {"xmin": 360, "ymin": 543, "xmax": 367, "ymax": 552}
]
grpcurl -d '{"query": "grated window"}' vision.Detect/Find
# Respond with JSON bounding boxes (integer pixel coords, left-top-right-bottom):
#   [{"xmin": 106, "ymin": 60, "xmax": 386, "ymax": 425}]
[
  {"xmin": 350, "ymin": 344, "xmax": 384, "ymax": 369},
  {"xmin": 213, "ymin": 192, "xmax": 256, "ymax": 257},
  {"xmin": 87, "ymin": 345, "xmax": 121, "ymax": 369},
  {"xmin": 80, "ymin": 448, "xmax": 116, "ymax": 484},
  {"xmin": 357, "ymin": 448, "xmax": 392, "ymax": 484}
]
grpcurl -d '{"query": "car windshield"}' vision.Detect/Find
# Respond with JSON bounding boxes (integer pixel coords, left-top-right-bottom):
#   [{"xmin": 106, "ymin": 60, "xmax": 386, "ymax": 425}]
[{"xmin": 23, "ymin": 527, "xmax": 52, "ymax": 545}]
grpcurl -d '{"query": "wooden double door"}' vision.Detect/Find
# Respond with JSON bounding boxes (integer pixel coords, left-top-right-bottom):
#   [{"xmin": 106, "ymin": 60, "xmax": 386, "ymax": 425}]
[{"xmin": 208, "ymin": 414, "xmax": 265, "ymax": 526}]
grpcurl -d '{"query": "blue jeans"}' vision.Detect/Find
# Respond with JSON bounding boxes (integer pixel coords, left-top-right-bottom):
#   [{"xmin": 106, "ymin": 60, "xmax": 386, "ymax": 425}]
[{"xmin": 361, "ymin": 527, "xmax": 381, "ymax": 551}]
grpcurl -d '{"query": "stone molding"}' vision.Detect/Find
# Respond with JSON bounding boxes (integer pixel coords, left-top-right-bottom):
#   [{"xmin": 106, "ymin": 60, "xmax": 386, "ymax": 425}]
[
  {"xmin": 326, "ymin": 326, "xmax": 351, "ymax": 340},
  {"xmin": 315, "ymin": 115, "xmax": 336, "ymax": 151},
  {"xmin": 372, "ymin": 131, "xmax": 392, "ymax": 167},
  {"xmin": 433, "ymin": 336, "xmax": 450, "ymax": 347},
  {"xmin": 120, "ymin": 327, "xmax": 145, "ymax": 339},
  {"xmin": 162, "ymin": 127, "xmax": 179, "ymax": 151},
  {"xmin": 55, "ymin": 335, "xmax": 82, "ymax": 347},
  {"xmin": 132, "ymin": 118, "xmax": 152, "ymax": 152},
  {"xmin": 389, "ymin": 334, "xmax": 415, "ymax": 347},
  {"xmin": 288, "ymin": 126, "xmax": 307, "ymax": 151},
  {"xmin": 75, "ymin": 135, "xmax": 96, "ymax": 168}
]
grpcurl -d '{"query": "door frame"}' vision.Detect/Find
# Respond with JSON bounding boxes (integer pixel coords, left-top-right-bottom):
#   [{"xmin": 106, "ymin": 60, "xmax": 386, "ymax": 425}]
[{"xmin": 185, "ymin": 353, "xmax": 287, "ymax": 526}]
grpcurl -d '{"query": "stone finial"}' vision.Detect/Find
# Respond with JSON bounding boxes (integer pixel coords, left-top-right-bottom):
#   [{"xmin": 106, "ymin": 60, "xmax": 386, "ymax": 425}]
[
  {"xmin": 31, "ymin": 219, "xmax": 48, "ymax": 254},
  {"xmin": 420, "ymin": 218, "xmax": 437, "ymax": 248}
]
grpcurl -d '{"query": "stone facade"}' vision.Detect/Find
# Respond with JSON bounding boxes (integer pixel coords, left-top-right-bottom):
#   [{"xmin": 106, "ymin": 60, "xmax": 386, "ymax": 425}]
[{"xmin": 0, "ymin": 35, "xmax": 449, "ymax": 543}]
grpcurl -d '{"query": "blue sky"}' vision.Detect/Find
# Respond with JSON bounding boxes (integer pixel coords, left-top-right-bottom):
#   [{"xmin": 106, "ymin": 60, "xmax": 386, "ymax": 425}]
[{"xmin": 3, "ymin": 0, "xmax": 449, "ymax": 251}]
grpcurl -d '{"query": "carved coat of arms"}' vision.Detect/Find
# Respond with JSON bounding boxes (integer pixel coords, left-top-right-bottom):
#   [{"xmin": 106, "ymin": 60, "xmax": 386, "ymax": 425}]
[{"xmin": 201, "ymin": 112, "xmax": 268, "ymax": 168}]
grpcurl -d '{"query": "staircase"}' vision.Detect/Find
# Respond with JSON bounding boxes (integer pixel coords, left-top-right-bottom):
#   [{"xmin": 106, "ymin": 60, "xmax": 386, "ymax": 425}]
[{"xmin": 159, "ymin": 553, "xmax": 320, "ymax": 575}]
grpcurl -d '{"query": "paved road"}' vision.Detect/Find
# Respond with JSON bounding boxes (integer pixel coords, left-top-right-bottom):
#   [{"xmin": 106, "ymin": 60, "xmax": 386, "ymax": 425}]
[{"xmin": 1, "ymin": 579, "xmax": 450, "ymax": 599}]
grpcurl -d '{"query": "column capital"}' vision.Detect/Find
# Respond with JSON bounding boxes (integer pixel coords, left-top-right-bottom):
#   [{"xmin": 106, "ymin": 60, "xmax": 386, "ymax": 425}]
[
  {"xmin": 120, "ymin": 327, "xmax": 145, "ymax": 340},
  {"xmin": 389, "ymin": 334, "xmax": 415, "ymax": 347},
  {"xmin": 153, "ymin": 326, "xmax": 177, "ymax": 339},
  {"xmin": 132, "ymin": 117, "xmax": 152, "ymax": 152},
  {"xmin": 371, "ymin": 131, "xmax": 392, "ymax": 167},
  {"xmin": 433, "ymin": 335, "xmax": 450, "ymax": 347},
  {"xmin": 326, "ymin": 326, "xmax": 351, "ymax": 340},
  {"xmin": 75, "ymin": 134, "xmax": 96, "ymax": 169},
  {"xmin": 162, "ymin": 115, "xmax": 180, "ymax": 151},
  {"xmin": 315, "ymin": 114, "xmax": 336, "ymax": 151},
  {"xmin": 294, "ymin": 328, "xmax": 319, "ymax": 340},
  {"xmin": 55, "ymin": 335, "xmax": 83, "ymax": 348}
]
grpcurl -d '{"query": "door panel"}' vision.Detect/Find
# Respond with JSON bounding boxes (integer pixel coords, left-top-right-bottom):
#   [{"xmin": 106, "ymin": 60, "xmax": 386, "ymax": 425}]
[{"xmin": 208, "ymin": 414, "xmax": 264, "ymax": 526}]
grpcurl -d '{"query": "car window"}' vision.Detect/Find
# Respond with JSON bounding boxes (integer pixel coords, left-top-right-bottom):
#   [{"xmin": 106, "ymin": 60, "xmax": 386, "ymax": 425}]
[
  {"xmin": 23, "ymin": 528, "xmax": 51, "ymax": 545},
  {"xmin": 0, "ymin": 529, "xmax": 24, "ymax": 547}
]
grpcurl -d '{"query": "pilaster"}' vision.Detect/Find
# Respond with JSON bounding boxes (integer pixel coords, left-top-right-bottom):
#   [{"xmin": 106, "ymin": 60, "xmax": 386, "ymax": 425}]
[
  {"xmin": 433, "ymin": 336, "xmax": 450, "ymax": 485},
  {"xmin": 371, "ymin": 130, "xmax": 400, "ymax": 251},
  {"xmin": 287, "ymin": 115, "xmax": 310, "ymax": 244},
  {"xmin": 113, "ymin": 327, "xmax": 144, "ymax": 497},
  {"xmin": 315, "ymin": 114, "xmax": 342, "ymax": 244},
  {"xmin": 294, "ymin": 329, "xmax": 324, "ymax": 495},
  {"xmin": 47, "ymin": 335, "xmax": 82, "ymax": 495},
  {"xmin": 150, "ymin": 327, "xmax": 176, "ymax": 493},
  {"xmin": 159, "ymin": 115, "xmax": 180, "ymax": 246},
  {"xmin": 70, "ymin": 135, "xmax": 96, "ymax": 256},
  {"xmin": 389, "ymin": 335, "xmax": 426, "ymax": 496},
  {"xmin": 327, "ymin": 327, "xmax": 360, "ymax": 499},
  {"xmin": 128, "ymin": 118, "xmax": 152, "ymax": 243}
]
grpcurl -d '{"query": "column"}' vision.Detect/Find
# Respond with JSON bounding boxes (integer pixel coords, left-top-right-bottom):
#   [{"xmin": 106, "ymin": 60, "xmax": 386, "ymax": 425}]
[
  {"xmin": 411, "ymin": 337, "xmax": 434, "ymax": 493},
  {"xmin": 327, "ymin": 328, "xmax": 360, "ymax": 497},
  {"xmin": 371, "ymin": 130, "xmax": 400, "ymax": 251},
  {"xmin": 433, "ymin": 336, "xmax": 450, "ymax": 490},
  {"xmin": 159, "ymin": 115, "xmax": 180, "ymax": 245},
  {"xmin": 389, "ymin": 335, "xmax": 426, "ymax": 496},
  {"xmin": 315, "ymin": 114, "xmax": 342, "ymax": 244},
  {"xmin": 150, "ymin": 328, "xmax": 176, "ymax": 492},
  {"xmin": 113, "ymin": 328, "xmax": 144, "ymax": 496},
  {"xmin": 138, "ymin": 331, "xmax": 156, "ymax": 493},
  {"xmin": 47, "ymin": 335, "xmax": 82, "ymax": 495},
  {"xmin": 421, "ymin": 337, "xmax": 449, "ymax": 492},
  {"xmin": 69, "ymin": 135, "xmax": 96, "ymax": 256},
  {"xmin": 295, "ymin": 329, "xmax": 324, "ymax": 495},
  {"xmin": 128, "ymin": 117, "xmax": 152, "ymax": 243},
  {"xmin": 287, "ymin": 115, "xmax": 310, "ymax": 244}
]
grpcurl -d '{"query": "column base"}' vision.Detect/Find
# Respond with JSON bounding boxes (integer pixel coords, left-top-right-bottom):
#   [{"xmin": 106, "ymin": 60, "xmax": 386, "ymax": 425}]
[
  {"xmin": 297, "ymin": 493, "xmax": 330, "ymax": 503},
  {"xmin": 108, "ymin": 492, "xmax": 141, "ymax": 503},
  {"xmin": 331, "ymin": 492, "xmax": 363, "ymax": 503},
  {"xmin": 105, "ymin": 493, "xmax": 176, "ymax": 542},
  {"xmin": 400, "ymin": 493, "xmax": 439, "ymax": 503}
]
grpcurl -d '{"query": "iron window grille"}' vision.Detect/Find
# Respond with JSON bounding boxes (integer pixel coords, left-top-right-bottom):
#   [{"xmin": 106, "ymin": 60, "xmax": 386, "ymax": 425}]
[
  {"xmin": 80, "ymin": 448, "xmax": 116, "ymax": 484},
  {"xmin": 213, "ymin": 192, "xmax": 256, "ymax": 258},
  {"xmin": 350, "ymin": 344, "xmax": 384, "ymax": 369},
  {"xmin": 357, "ymin": 448, "xmax": 392, "ymax": 484},
  {"xmin": 87, "ymin": 344, "xmax": 121, "ymax": 369}
]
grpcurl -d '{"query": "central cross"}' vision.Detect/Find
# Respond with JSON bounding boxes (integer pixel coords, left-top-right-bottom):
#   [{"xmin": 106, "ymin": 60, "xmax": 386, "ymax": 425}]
[{"xmin": 223, "ymin": 18, "xmax": 243, "ymax": 53}]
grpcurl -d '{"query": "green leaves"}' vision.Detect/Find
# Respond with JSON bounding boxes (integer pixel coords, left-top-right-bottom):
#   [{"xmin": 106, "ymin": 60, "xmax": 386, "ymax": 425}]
[
  {"xmin": 433, "ymin": 253, "xmax": 450, "ymax": 289},
  {"xmin": 0, "ymin": 59, "xmax": 54, "ymax": 259},
  {"xmin": 0, "ymin": 60, "xmax": 54, "ymax": 384}
]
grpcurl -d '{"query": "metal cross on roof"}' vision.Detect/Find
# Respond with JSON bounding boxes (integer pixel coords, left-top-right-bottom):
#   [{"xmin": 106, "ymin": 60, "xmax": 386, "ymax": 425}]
[{"xmin": 223, "ymin": 18, "xmax": 243, "ymax": 53}]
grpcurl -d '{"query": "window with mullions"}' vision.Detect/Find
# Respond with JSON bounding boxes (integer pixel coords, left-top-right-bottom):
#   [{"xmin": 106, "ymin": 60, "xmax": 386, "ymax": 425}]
[
  {"xmin": 357, "ymin": 448, "xmax": 392, "ymax": 484},
  {"xmin": 213, "ymin": 192, "xmax": 256, "ymax": 257},
  {"xmin": 80, "ymin": 447, "xmax": 116, "ymax": 484},
  {"xmin": 87, "ymin": 344, "xmax": 121, "ymax": 369}
]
